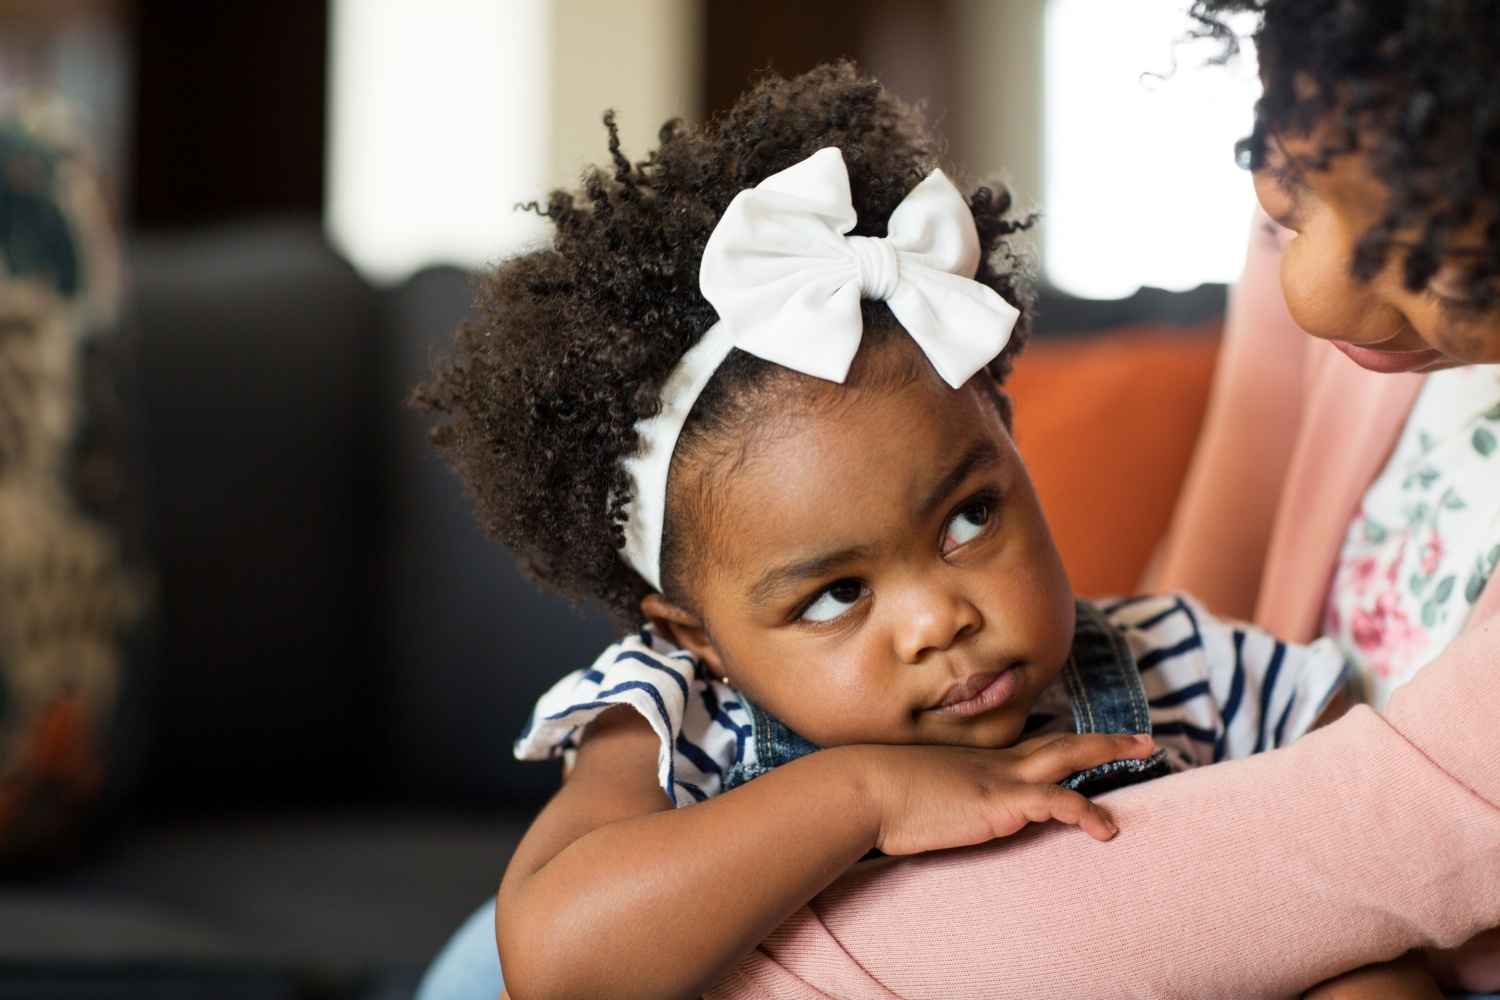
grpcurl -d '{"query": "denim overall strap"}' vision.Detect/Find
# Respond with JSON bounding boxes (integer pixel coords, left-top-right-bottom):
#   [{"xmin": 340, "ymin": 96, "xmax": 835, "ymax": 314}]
[
  {"xmin": 1058, "ymin": 600, "xmax": 1173, "ymax": 795},
  {"xmin": 720, "ymin": 697, "xmax": 820, "ymax": 791}
]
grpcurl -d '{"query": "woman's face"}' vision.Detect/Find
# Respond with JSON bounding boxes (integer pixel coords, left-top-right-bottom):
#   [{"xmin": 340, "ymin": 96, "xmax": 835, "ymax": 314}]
[
  {"xmin": 1253, "ymin": 134, "xmax": 1500, "ymax": 372},
  {"xmin": 652, "ymin": 337, "xmax": 1076, "ymax": 751}
]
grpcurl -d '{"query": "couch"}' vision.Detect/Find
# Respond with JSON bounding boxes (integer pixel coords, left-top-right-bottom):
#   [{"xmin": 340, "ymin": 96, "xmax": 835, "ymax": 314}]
[{"xmin": 0, "ymin": 218, "xmax": 1220, "ymax": 998}]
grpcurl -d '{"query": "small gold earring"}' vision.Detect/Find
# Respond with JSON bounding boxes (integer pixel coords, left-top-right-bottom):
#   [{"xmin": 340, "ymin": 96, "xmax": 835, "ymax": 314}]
[{"xmin": 721, "ymin": 675, "xmax": 731, "ymax": 686}]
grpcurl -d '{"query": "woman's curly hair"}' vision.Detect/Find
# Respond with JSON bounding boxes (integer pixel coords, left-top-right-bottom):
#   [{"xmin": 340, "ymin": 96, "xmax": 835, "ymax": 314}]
[
  {"xmin": 1189, "ymin": 1, "xmax": 1500, "ymax": 305},
  {"xmin": 413, "ymin": 62, "xmax": 1035, "ymax": 625}
]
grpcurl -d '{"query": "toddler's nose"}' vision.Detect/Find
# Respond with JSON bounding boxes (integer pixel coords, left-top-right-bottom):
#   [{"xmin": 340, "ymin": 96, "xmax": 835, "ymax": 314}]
[{"xmin": 895, "ymin": 587, "xmax": 982, "ymax": 664}]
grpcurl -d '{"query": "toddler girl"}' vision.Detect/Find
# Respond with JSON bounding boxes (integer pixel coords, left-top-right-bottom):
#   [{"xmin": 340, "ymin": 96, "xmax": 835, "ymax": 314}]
[{"xmin": 418, "ymin": 63, "xmax": 1348, "ymax": 999}]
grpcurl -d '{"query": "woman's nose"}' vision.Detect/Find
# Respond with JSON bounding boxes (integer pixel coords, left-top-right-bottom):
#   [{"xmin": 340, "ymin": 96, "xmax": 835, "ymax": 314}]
[{"xmin": 895, "ymin": 587, "xmax": 982, "ymax": 664}]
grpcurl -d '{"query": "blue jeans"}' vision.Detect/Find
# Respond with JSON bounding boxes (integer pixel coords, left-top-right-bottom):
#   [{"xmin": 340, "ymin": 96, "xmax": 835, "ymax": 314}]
[{"xmin": 416, "ymin": 897, "xmax": 503, "ymax": 1000}]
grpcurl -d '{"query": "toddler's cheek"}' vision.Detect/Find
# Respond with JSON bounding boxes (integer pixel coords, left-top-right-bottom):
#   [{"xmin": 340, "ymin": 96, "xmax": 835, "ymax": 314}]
[
  {"xmin": 1032, "ymin": 579, "xmax": 1078, "ymax": 677},
  {"xmin": 985, "ymin": 551, "xmax": 1073, "ymax": 672}
]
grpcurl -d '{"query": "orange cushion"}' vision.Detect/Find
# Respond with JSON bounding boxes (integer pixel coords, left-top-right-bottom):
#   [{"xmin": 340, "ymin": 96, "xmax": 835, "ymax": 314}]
[{"xmin": 1007, "ymin": 325, "xmax": 1221, "ymax": 599}]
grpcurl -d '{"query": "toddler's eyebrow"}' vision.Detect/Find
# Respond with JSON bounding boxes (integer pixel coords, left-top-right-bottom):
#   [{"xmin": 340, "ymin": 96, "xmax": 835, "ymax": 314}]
[
  {"xmin": 748, "ymin": 545, "xmax": 876, "ymax": 607},
  {"xmin": 915, "ymin": 438, "xmax": 1001, "ymax": 522}
]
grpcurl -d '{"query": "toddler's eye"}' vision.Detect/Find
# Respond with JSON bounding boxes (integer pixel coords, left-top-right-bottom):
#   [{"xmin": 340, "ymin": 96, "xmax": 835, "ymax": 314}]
[
  {"xmin": 799, "ymin": 578, "xmax": 865, "ymax": 623},
  {"xmin": 943, "ymin": 499, "xmax": 992, "ymax": 553}
]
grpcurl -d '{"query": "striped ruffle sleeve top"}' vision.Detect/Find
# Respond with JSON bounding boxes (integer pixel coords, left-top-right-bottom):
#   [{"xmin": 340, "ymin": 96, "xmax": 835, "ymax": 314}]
[{"xmin": 516, "ymin": 593, "xmax": 1349, "ymax": 804}]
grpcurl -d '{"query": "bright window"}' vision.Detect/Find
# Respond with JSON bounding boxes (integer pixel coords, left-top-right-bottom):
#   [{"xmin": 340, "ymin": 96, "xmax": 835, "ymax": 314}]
[
  {"xmin": 1043, "ymin": 0, "xmax": 1260, "ymax": 298},
  {"xmin": 325, "ymin": 0, "xmax": 551, "ymax": 285}
]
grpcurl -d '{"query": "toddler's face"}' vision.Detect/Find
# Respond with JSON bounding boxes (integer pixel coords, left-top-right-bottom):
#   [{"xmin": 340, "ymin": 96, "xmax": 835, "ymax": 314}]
[
  {"xmin": 660, "ymin": 338, "xmax": 1075, "ymax": 751},
  {"xmin": 1253, "ymin": 131, "xmax": 1500, "ymax": 371}
]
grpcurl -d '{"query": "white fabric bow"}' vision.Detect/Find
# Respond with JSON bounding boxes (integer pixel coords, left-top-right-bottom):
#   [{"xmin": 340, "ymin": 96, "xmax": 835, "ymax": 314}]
[
  {"xmin": 620, "ymin": 147, "xmax": 1021, "ymax": 591},
  {"xmin": 698, "ymin": 146, "xmax": 1019, "ymax": 389}
]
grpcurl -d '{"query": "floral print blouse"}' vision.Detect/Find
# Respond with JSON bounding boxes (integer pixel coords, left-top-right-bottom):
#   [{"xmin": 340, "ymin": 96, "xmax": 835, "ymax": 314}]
[{"xmin": 1324, "ymin": 365, "xmax": 1500, "ymax": 709}]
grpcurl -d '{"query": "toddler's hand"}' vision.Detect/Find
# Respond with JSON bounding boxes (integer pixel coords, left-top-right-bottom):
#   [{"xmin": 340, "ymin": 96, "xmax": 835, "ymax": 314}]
[{"xmin": 846, "ymin": 732, "xmax": 1155, "ymax": 856}]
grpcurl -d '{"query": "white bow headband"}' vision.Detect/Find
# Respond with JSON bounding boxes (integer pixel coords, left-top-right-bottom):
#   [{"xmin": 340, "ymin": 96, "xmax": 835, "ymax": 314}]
[{"xmin": 619, "ymin": 146, "xmax": 1020, "ymax": 591}]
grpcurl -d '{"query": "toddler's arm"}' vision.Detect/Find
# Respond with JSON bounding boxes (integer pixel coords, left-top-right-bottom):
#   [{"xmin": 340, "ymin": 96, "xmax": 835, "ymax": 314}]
[{"xmin": 495, "ymin": 706, "xmax": 1152, "ymax": 1000}]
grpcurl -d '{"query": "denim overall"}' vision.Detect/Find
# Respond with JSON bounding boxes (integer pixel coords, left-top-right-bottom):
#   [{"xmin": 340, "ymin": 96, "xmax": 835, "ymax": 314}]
[{"xmin": 721, "ymin": 600, "xmax": 1172, "ymax": 796}]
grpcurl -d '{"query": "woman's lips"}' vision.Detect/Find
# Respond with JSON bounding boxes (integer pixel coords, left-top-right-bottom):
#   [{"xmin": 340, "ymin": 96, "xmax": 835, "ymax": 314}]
[
  {"xmin": 1332, "ymin": 339, "xmax": 1447, "ymax": 374},
  {"xmin": 928, "ymin": 667, "xmax": 1023, "ymax": 718}
]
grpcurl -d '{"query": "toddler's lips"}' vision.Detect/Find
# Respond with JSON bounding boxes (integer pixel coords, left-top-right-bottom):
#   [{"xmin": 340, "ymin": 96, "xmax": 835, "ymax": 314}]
[{"xmin": 928, "ymin": 667, "xmax": 1022, "ymax": 718}]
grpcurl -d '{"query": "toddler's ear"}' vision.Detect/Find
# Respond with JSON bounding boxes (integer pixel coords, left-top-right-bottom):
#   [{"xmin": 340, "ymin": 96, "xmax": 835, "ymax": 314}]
[{"xmin": 640, "ymin": 593, "xmax": 723, "ymax": 673}]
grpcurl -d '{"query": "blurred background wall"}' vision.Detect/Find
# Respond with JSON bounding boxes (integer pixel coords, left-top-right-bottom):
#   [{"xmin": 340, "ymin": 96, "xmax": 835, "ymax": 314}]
[{"xmin": 3, "ymin": 0, "xmax": 1258, "ymax": 291}]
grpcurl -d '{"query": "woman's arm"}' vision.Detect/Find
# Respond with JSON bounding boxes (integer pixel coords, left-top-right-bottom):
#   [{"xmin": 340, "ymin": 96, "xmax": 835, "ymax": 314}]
[
  {"xmin": 707, "ymin": 617, "xmax": 1500, "ymax": 999},
  {"xmin": 1143, "ymin": 216, "xmax": 1309, "ymax": 616},
  {"xmin": 497, "ymin": 706, "xmax": 1152, "ymax": 1000}
]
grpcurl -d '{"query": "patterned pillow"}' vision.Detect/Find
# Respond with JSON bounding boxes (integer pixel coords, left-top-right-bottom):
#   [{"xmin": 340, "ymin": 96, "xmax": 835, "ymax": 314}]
[{"xmin": 0, "ymin": 97, "xmax": 146, "ymax": 865}]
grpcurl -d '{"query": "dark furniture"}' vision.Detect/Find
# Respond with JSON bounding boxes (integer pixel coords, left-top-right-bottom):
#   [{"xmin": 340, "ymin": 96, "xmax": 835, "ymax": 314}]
[
  {"xmin": 0, "ymin": 219, "xmax": 1221, "ymax": 999},
  {"xmin": 0, "ymin": 219, "xmax": 616, "ymax": 999}
]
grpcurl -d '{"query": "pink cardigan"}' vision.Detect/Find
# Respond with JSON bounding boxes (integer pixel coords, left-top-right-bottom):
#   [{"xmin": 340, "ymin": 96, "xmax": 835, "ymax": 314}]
[{"xmin": 708, "ymin": 230, "xmax": 1500, "ymax": 998}]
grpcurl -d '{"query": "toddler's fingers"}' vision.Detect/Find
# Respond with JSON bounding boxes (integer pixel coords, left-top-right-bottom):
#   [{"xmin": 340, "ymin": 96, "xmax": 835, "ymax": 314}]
[
  {"xmin": 1011, "ymin": 785, "xmax": 1119, "ymax": 842},
  {"xmin": 1014, "ymin": 732, "xmax": 1155, "ymax": 785}
]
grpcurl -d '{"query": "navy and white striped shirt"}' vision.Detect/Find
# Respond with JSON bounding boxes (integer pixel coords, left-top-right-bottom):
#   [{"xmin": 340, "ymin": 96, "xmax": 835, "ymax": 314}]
[{"xmin": 516, "ymin": 593, "xmax": 1350, "ymax": 805}]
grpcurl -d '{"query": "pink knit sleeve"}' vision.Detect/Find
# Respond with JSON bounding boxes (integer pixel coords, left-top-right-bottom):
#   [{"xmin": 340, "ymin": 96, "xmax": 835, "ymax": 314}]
[{"xmin": 1145, "ymin": 214, "xmax": 1310, "ymax": 618}]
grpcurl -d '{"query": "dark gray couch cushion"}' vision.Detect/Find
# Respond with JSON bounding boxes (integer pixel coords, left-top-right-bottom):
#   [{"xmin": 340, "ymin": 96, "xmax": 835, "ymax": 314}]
[
  {"xmin": 11, "ymin": 810, "xmax": 525, "ymax": 973},
  {"xmin": 129, "ymin": 221, "xmax": 380, "ymax": 806},
  {"xmin": 132, "ymin": 236, "xmax": 617, "ymax": 809},
  {"xmin": 380, "ymin": 266, "xmax": 616, "ymax": 805},
  {"xmin": 0, "ymin": 966, "xmax": 299, "ymax": 1000}
]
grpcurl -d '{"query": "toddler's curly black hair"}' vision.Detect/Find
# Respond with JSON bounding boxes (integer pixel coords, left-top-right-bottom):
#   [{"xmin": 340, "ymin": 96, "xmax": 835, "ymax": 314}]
[
  {"xmin": 413, "ymin": 62, "xmax": 1035, "ymax": 626},
  {"xmin": 1190, "ymin": 0, "xmax": 1500, "ymax": 305}
]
